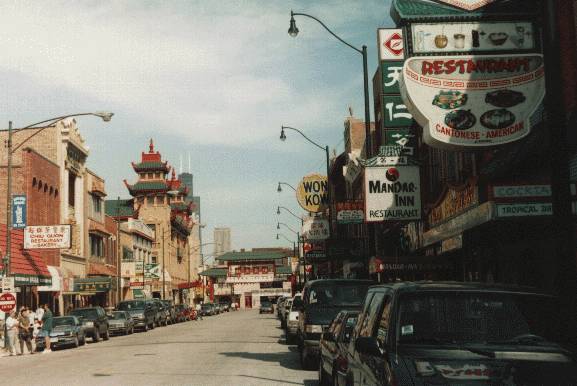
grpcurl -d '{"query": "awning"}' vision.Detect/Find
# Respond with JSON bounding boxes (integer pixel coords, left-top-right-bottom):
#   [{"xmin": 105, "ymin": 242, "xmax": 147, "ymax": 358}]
[
  {"xmin": 88, "ymin": 262, "xmax": 117, "ymax": 276},
  {"xmin": 0, "ymin": 227, "xmax": 51, "ymax": 286},
  {"xmin": 74, "ymin": 277, "xmax": 112, "ymax": 293},
  {"xmin": 38, "ymin": 266, "xmax": 62, "ymax": 292}
]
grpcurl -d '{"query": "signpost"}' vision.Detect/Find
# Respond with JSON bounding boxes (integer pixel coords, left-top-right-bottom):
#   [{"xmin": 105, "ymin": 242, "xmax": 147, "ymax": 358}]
[{"xmin": 0, "ymin": 292, "xmax": 16, "ymax": 312}]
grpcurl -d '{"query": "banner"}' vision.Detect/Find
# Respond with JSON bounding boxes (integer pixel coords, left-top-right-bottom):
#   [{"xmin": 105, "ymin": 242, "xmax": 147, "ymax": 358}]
[
  {"xmin": 24, "ymin": 225, "xmax": 71, "ymax": 249},
  {"xmin": 12, "ymin": 195, "xmax": 26, "ymax": 229}
]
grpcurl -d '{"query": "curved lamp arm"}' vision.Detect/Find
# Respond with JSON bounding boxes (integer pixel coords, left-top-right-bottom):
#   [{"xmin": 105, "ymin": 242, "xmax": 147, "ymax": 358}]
[
  {"xmin": 277, "ymin": 222, "xmax": 299, "ymax": 236},
  {"xmin": 277, "ymin": 181, "xmax": 297, "ymax": 192},
  {"xmin": 281, "ymin": 125, "xmax": 325, "ymax": 152},
  {"xmin": 277, "ymin": 206, "xmax": 303, "ymax": 224},
  {"xmin": 276, "ymin": 233, "xmax": 295, "ymax": 244},
  {"xmin": 290, "ymin": 11, "xmax": 363, "ymax": 55}
]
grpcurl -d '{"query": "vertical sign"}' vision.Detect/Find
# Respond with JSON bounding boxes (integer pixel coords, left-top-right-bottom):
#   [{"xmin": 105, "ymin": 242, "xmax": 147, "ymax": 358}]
[{"xmin": 12, "ymin": 195, "xmax": 26, "ymax": 229}]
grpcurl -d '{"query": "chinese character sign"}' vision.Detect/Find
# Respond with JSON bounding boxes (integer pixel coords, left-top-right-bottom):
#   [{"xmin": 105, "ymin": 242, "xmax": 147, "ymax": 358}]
[
  {"xmin": 12, "ymin": 195, "xmax": 26, "ymax": 229},
  {"xmin": 24, "ymin": 225, "xmax": 71, "ymax": 249}
]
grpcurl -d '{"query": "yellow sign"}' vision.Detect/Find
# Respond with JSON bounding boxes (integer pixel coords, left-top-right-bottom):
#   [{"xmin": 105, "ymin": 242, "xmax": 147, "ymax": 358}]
[{"xmin": 296, "ymin": 174, "xmax": 328, "ymax": 213}]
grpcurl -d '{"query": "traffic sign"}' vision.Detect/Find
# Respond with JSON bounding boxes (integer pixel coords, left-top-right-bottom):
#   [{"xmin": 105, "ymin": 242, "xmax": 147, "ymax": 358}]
[{"xmin": 0, "ymin": 292, "xmax": 16, "ymax": 313}]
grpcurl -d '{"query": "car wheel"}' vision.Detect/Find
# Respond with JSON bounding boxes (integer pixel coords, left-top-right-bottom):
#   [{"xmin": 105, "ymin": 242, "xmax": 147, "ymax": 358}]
[
  {"xmin": 103, "ymin": 329, "xmax": 110, "ymax": 341},
  {"xmin": 93, "ymin": 329, "xmax": 101, "ymax": 343},
  {"xmin": 80, "ymin": 335, "xmax": 86, "ymax": 346},
  {"xmin": 73, "ymin": 336, "xmax": 79, "ymax": 348},
  {"xmin": 130, "ymin": 327, "xmax": 134, "ymax": 334},
  {"xmin": 143, "ymin": 323, "xmax": 149, "ymax": 332},
  {"xmin": 300, "ymin": 346, "xmax": 316, "ymax": 371},
  {"xmin": 124, "ymin": 328, "xmax": 129, "ymax": 335}
]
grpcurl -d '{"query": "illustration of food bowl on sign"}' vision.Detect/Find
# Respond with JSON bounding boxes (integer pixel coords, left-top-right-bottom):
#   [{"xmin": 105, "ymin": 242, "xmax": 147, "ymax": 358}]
[{"xmin": 433, "ymin": 91, "xmax": 468, "ymax": 109}]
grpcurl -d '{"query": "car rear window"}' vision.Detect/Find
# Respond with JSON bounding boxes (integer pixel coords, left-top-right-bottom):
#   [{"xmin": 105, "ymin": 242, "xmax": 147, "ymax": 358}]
[
  {"xmin": 70, "ymin": 309, "xmax": 98, "ymax": 319},
  {"xmin": 117, "ymin": 301, "xmax": 145, "ymax": 310},
  {"xmin": 307, "ymin": 282, "xmax": 369, "ymax": 306}
]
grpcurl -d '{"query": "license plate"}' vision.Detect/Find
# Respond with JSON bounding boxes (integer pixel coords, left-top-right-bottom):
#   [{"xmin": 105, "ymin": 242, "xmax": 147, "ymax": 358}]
[{"xmin": 51, "ymin": 337, "xmax": 59, "ymax": 342}]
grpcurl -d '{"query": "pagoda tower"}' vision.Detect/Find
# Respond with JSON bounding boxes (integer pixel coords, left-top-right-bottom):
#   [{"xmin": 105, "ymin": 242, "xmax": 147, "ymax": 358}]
[{"xmin": 123, "ymin": 139, "xmax": 194, "ymax": 302}]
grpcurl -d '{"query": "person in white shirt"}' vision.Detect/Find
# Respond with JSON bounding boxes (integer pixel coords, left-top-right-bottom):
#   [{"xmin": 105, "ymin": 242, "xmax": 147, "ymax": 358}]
[
  {"xmin": 6, "ymin": 310, "xmax": 19, "ymax": 356},
  {"xmin": 195, "ymin": 303, "xmax": 203, "ymax": 320},
  {"xmin": 35, "ymin": 306, "xmax": 44, "ymax": 323}
]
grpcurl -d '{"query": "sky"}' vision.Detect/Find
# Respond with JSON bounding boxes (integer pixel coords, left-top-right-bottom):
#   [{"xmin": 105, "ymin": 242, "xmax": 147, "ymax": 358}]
[{"xmin": 0, "ymin": 0, "xmax": 394, "ymax": 256}]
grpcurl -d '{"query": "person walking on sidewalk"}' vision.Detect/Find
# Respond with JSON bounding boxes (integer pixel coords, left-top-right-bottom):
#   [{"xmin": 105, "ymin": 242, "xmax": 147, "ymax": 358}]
[
  {"xmin": 5, "ymin": 310, "xmax": 19, "ymax": 356},
  {"xmin": 41, "ymin": 304, "xmax": 53, "ymax": 354},
  {"xmin": 17, "ymin": 308, "xmax": 33, "ymax": 355}
]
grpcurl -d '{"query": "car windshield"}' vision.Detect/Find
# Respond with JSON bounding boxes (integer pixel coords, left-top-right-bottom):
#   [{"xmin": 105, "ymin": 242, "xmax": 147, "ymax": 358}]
[
  {"xmin": 307, "ymin": 283, "xmax": 369, "ymax": 306},
  {"xmin": 117, "ymin": 301, "xmax": 145, "ymax": 310},
  {"xmin": 70, "ymin": 309, "xmax": 98, "ymax": 319},
  {"xmin": 397, "ymin": 292, "xmax": 564, "ymax": 346},
  {"xmin": 53, "ymin": 317, "xmax": 76, "ymax": 327},
  {"xmin": 109, "ymin": 312, "xmax": 126, "ymax": 320},
  {"xmin": 261, "ymin": 302, "xmax": 272, "ymax": 307}
]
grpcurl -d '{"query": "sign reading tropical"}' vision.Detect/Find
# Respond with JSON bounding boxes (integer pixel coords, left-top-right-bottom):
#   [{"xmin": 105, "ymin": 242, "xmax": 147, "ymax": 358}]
[
  {"xmin": 24, "ymin": 225, "xmax": 71, "ymax": 249},
  {"xmin": 364, "ymin": 166, "xmax": 421, "ymax": 222},
  {"xmin": 400, "ymin": 54, "xmax": 545, "ymax": 148},
  {"xmin": 296, "ymin": 173, "xmax": 328, "ymax": 213}
]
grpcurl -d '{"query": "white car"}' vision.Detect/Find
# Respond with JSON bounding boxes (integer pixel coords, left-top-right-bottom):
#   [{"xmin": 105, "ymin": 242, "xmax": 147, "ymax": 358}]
[{"xmin": 286, "ymin": 294, "xmax": 302, "ymax": 344}]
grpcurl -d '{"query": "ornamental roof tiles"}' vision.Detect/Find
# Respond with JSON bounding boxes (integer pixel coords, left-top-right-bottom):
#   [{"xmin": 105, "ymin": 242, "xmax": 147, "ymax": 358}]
[
  {"xmin": 132, "ymin": 161, "xmax": 170, "ymax": 172},
  {"xmin": 105, "ymin": 199, "xmax": 136, "ymax": 218},
  {"xmin": 124, "ymin": 180, "xmax": 169, "ymax": 193},
  {"xmin": 199, "ymin": 267, "xmax": 228, "ymax": 277}
]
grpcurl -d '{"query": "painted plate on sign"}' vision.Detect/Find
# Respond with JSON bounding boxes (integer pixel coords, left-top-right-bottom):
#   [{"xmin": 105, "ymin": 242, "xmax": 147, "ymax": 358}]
[
  {"xmin": 400, "ymin": 54, "xmax": 545, "ymax": 149},
  {"xmin": 431, "ymin": 0, "xmax": 501, "ymax": 11},
  {"xmin": 378, "ymin": 29, "xmax": 404, "ymax": 61}
]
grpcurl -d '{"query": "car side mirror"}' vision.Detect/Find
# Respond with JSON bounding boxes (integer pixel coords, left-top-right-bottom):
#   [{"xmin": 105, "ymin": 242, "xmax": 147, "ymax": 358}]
[
  {"xmin": 355, "ymin": 336, "xmax": 384, "ymax": 357},
  {"xmin": 322, "ymin": 331, "xmax": 335, "ymax": 342}
]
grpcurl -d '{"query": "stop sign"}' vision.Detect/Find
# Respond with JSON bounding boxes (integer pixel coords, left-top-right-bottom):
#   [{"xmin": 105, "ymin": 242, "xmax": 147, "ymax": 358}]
[{"xmin": 0, "ymin": 292, "xmax": 16, "ymax": 313}]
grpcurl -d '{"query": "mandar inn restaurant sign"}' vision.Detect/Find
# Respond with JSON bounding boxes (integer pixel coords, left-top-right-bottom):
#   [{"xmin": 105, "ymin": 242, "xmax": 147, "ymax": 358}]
[{"xmin": 400, "ymin": 54, "xmax": 545, "ymax": 149}]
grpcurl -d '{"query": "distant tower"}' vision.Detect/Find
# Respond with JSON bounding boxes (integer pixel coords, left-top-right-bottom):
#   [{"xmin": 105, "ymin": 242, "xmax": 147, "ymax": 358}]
[{"xmin": 213, "ymin": 228, "xmax": 231, "ymax": 257}]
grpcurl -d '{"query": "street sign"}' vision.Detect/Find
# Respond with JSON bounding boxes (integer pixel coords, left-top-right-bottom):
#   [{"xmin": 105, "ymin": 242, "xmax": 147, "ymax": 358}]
[
  {"xmin": 12, "ymin": 195, "xmax": 26, "ymax": 229},
  {"xmin": 1, "ymin": 277, "xmax": 15, "ymax": 292},
  {"xmin": 0, "ymin": 292, "xmax": 16, "ymax": 313}
]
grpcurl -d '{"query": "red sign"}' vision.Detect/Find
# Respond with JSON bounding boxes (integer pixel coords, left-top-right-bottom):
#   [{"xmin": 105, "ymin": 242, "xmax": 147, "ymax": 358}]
[
  {"xmin": 0, "ymin": 292, "xmax": 16, "ymax": 312},
  {"xmin": 384, "ymin": 32, "xmax": 403, "ymax": 57}
]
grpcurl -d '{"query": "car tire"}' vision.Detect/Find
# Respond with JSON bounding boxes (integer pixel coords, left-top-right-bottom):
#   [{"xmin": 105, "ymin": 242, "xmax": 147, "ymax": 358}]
[
  {"xmin": 93, "ymin": 329, "xmax": 101, "ymax": 343},
  {"xmin": 143, "ymin": 323, "xmax": 149, "ymax": 332},
  {"xmin": 73, "ymin": 336, "xmax": 79, "ymax": 348},
  {"xmin": 300, "ymin": 346, "xmax": 316, "ymax": 371},
  {"xmin": 124, "ymin": 328, "xmax": 129, "ymax": 335},
  {"xmin": 103, "ymin": 329, "xmax": 110, "ymax": 341},
  {"xmin": 80, "ymin": 335, "xmax": 86, "ymax": 346}
]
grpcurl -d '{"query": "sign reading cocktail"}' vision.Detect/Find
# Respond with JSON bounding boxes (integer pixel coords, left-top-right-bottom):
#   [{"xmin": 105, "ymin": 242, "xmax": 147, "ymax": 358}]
[
  {"xmin": 24, "ymin": 225, "xmax": 71, "ymax": 249},
  {"xmin": 400, "ymin": 54, "xmax": 545, "ymax": 148},
  {"xmin": 296, "ymin": 174, "xmax": 328, "ymax": 213}
]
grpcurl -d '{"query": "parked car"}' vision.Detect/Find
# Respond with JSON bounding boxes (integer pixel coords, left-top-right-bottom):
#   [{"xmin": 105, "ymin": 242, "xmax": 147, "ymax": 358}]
[
  {"xmin": 201, "ymin": 303, "xmax": 213, "ymax": 316},
  {"xmin": 297, "ymin": 279, "xmax": 371, "ymax": 370},
  {"xmin": 117, "ymin": 300, "xmax": 155, "ymax": 331},
  {"xmin": 149, "ymin": 299, "xmax": 168, "ymax": 326},
  {"xmin": 343, "ymin": 281, "xmax": 577, "ymax": 386},
  {"xmin": 36, "ymin": 316, "xmax": 86, "ymax": 350},
  {"xmin": 318, "ymin": 310, "xmax": 358, "ymax": 386},
  {"xmin": 70, "ymin": 306, "xmax": 110, "ymax": 342},
  {"xmin": 280, "ymin": 298, "xmax": 292, "ymax": 329},
  {"xmin": 161, "ymin": 300, "xmax": 177, "ymax": 324},
  {"xmin": 107, "ymin": 311, "xmax": 135, "ymax": 335},
  {"xmin": 259, "ymin": 301, "xmax": 274, "ymax": 314},
  {"xmin": 219, "ymin": 301, "xmax": 230, "ymax": 312},
  {"xmin": 286, "ymin": 294, "xmax": 302, "ymax": 345},
  {"xmin": 277, "ymin": 297, "xmax": 287, "ymax": 319}
]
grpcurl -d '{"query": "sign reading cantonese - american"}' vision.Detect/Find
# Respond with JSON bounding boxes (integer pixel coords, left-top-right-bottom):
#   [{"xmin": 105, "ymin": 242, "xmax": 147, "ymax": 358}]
[
  {"xmin": 400, "ymin": 54, "xmax": 545, "ymax": 149},
  {"xmin": 296, "ymin": 174, "xmax": 328, "ymax": 213},
  {"xmin": 24, "ymin": 225, "xmax": 71, "ymax": 249},
  {"xmin": 365, "ymin": 166, "xmax": 421, "ymax": 222}
]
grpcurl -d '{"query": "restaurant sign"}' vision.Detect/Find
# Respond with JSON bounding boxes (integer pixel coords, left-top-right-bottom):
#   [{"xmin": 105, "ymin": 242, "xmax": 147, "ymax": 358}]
[
  {"xmin": 365, "ymin": 166, "xmax": 421, "ymax": 222},
  {"xmin": 401, "ymin": 54, "xmax": 545, "ymax": 148},
  {"xmin": 74, "ymin": 278, "xmax": 112, "ymax": 293},
  {"xmin": 496, "ymin": 203, "xmax": 552, "ymax": 218},
  {"xmin": 301, "ymin": 216, "xmax": 330, "ymax": 240},
  {"xmin": 429, "ymin": 182, "xmax": 478, "ymax": 226},
  {"xmin": 431, "ymin": 0, "xmax": 500, "ymax": 11},
  {"xmin": 336, "ymin": 201, "xmax": 364, "ymax": 224},
  {"xmin": 296, "ymin": 174, "xmax": 328, "ymax": 213},
  {"xmin": 24, "ymin": 225, "xmax": 71, "ymax": 249}
]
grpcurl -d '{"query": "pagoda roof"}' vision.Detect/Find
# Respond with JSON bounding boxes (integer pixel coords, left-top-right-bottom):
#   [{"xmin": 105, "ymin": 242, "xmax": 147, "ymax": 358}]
[
  {"xmin": 171, "ymin": 202, "xmax": 194, "ymax": 214},
  {"xmin": 124, "ymin": 180, "xmax": 169, "ymax": 195},
  {"xmin": 199, "ymin": 267, "xmax": 228, "ymax": 277},
  {"xmin": 132, "ymin": 161, "xmax": 170, "ymax": 173},
  {"xmin": 217, "ymin": 250, "xmax": 288, "ymax": 262},
  {"xmin": 105, "ymin": 199, "xmax": 136, "ymax": 219}
]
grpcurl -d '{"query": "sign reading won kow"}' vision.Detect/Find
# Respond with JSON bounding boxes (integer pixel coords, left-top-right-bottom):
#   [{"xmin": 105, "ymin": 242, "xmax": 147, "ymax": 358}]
[{"xmin": 296, "ymin": 174, "xmax": 328, "ymax": 213}]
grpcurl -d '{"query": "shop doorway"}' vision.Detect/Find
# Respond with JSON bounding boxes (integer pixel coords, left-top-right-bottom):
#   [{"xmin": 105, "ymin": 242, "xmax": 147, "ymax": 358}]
[{"xmin": 244, "ymin": 294, "xmax": 252, "ymax": 309}]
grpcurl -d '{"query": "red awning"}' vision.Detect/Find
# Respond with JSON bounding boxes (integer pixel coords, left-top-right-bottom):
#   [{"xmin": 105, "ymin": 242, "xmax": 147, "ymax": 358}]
[
  {"xmin": 0, "ymin": 226, "xmax": 51, "ymax": 286},
  {"xmin": 88, "ymin": 262, "xmax": 117, "ymax": 277}
]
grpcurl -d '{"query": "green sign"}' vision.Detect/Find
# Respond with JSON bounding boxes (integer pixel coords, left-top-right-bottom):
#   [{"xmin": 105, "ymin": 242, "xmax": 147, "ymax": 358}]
[
  {"xmin": 74, "ymin": 278, "xmax": 111, "ymax": 293},
  {"xmin": 381, "ymin": 61, "xmax": 404, "ymax": 94},
  {"xmin": 13, "ymin": 273, "xmax": 51, "ymax": 287},
  {"xmin": 383, "ymin": 95, "xmax": 413, "ymax": 127},
  {"xmin": 145, "ymin": 264, "xmax": 160, "ymax": 279}
]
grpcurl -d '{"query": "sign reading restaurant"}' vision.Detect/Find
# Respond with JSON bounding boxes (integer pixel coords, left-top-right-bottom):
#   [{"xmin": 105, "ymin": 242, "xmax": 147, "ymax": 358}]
[
  {"xmin": 364, "ymin": 166, "xmax": 421, "ymax": 222},
  {"xmin": 401, "ymin": 54, "xmax": 545, "ymax": 148},
  {"xmin": 24, "ymin": 225, "xmax": 71, "ymax": 249}
]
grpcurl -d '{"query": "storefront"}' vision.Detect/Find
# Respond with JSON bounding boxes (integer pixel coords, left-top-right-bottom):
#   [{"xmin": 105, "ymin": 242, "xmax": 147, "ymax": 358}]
[{"xmin": 74, "ymin": 277, "xmax": 113, "ymax": 308}]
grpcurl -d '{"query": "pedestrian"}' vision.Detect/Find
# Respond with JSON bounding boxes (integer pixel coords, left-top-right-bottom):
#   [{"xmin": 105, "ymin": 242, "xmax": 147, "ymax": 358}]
[
  {"xmin": 35, "ymin": 304, "xmax": 44, "ymax": 323},
  {"xmin": 5, "ymin": 310, "xmax": 19, "ymax": 356},
  {"xmin": 17, "ymin": 308, "xmax": 33, "ymax": 355},
  {"xmin": 41, "ymin": 303, "xmax": 53, "ymax": 354},
  {"xmin": 195, "ymin": 303, "xmax": 203, "ymax": 320}
]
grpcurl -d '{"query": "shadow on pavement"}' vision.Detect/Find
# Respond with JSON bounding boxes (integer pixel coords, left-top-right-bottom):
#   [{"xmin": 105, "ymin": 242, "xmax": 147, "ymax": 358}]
[{"xmin": 221, "ymin": 348, "xmax": 305, "ymax": 372}]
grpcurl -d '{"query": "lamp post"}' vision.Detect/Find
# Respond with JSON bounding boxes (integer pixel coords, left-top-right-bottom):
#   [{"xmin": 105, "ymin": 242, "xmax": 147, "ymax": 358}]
[
  {"xmin": 277, "ymin": 206, "xmax": 304, "ymax": 226},
  {"xmin": 3, "ymin": 112, "xmax": 113, "ymax": 279},
  {"xmin": 277, "ymin": 223, "xmax": 306, "ymax": 283},
  {"xmin": 277, "ymin": 182, "xmax": 296, "ymax": 193},
  {"xmin": 288, "ymin": 11, "xmax": 371, "ymax": 156},
  {"xmin": 277, "ymin": 233, "xmax": 305, "ymax": 285}
]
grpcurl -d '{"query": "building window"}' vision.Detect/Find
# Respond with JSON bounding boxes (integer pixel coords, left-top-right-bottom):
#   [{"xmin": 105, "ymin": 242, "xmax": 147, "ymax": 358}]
[
  {"xmin": 68, "ymin": 173, "xmax": 76, "ymax": 208},
  {"xmin": 90, "ymin": 234, "xmax": 104, "ymax": 258},
  {"xmin": 90, "ymin": 194, "xmax": 103, "ymax": 221},
  {"xmin": 147, "ymin": 173, "xmax": 154, "ymax": 179}
]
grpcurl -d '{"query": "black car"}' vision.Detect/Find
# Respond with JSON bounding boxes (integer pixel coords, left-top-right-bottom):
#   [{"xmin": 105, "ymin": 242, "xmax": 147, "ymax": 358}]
[
  {"xmin": 297, "ymin": 279, "xmax": 371, "ymax": 370},
  {"xmin": 318, "ymin": 310, "xmax": 358, "ymax": 386},
  {"xmin": 148, "ymin": 299, "xmax": 168, "ymax": 327},
  {"xmin": 343, "ymin": 281, "xmax": 577, "ymax": 386},
  {"xmin": 69, "ymin": 306, "xmax": 110, "ymax": 342},
  {"xmin": 161, "ymin": 300, "xmax": 177, "ymax": 324},
  {"xmin": 117, "ymin": 300, "xmax": 155, "ymax": 331},
  {"xmin": 259, "ymin": 301, "xmax": 274, "ymax": 314},
  {"xmin": 201, "ymin": 303, "xmax": 213, "ymax": 316},
  {"xmin": 107, "ymin": 311, "xmax": 135, "ymax": 335},
  {"xmin": 36, "ymin": 316, "xmax": 86, "ymax": 350}
]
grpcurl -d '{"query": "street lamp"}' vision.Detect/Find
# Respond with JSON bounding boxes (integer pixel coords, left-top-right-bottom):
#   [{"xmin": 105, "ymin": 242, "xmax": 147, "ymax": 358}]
[
  {"xmin": 277, "ymin": 206, "xmax": 304, "ymax": 226},
  {"xmin": 288, "ymin": 11, "xmax": 371, "ymax": 156},
  {"xmin": 277, "ymin": 182, "xmax": 296, "ymax": 193},
  {"xmin": 277, "ymin": 222, "xmax": 299, "ymax": 236},
  {"xmin": 3, "ymin": 112, "xmax": 114, "ymax": 279}
]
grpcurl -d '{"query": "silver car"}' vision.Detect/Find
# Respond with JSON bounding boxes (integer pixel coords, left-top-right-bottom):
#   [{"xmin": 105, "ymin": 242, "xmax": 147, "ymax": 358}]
[{"xmin": 107, "ymin": 311, "xmax": 135, "ymax": 335}]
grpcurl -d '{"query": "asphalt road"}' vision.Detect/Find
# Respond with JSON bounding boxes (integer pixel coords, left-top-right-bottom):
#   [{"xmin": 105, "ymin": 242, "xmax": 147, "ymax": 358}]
[{"xmin": 1, "ymin": 310, "xmax": 317, "ymax": 386}]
